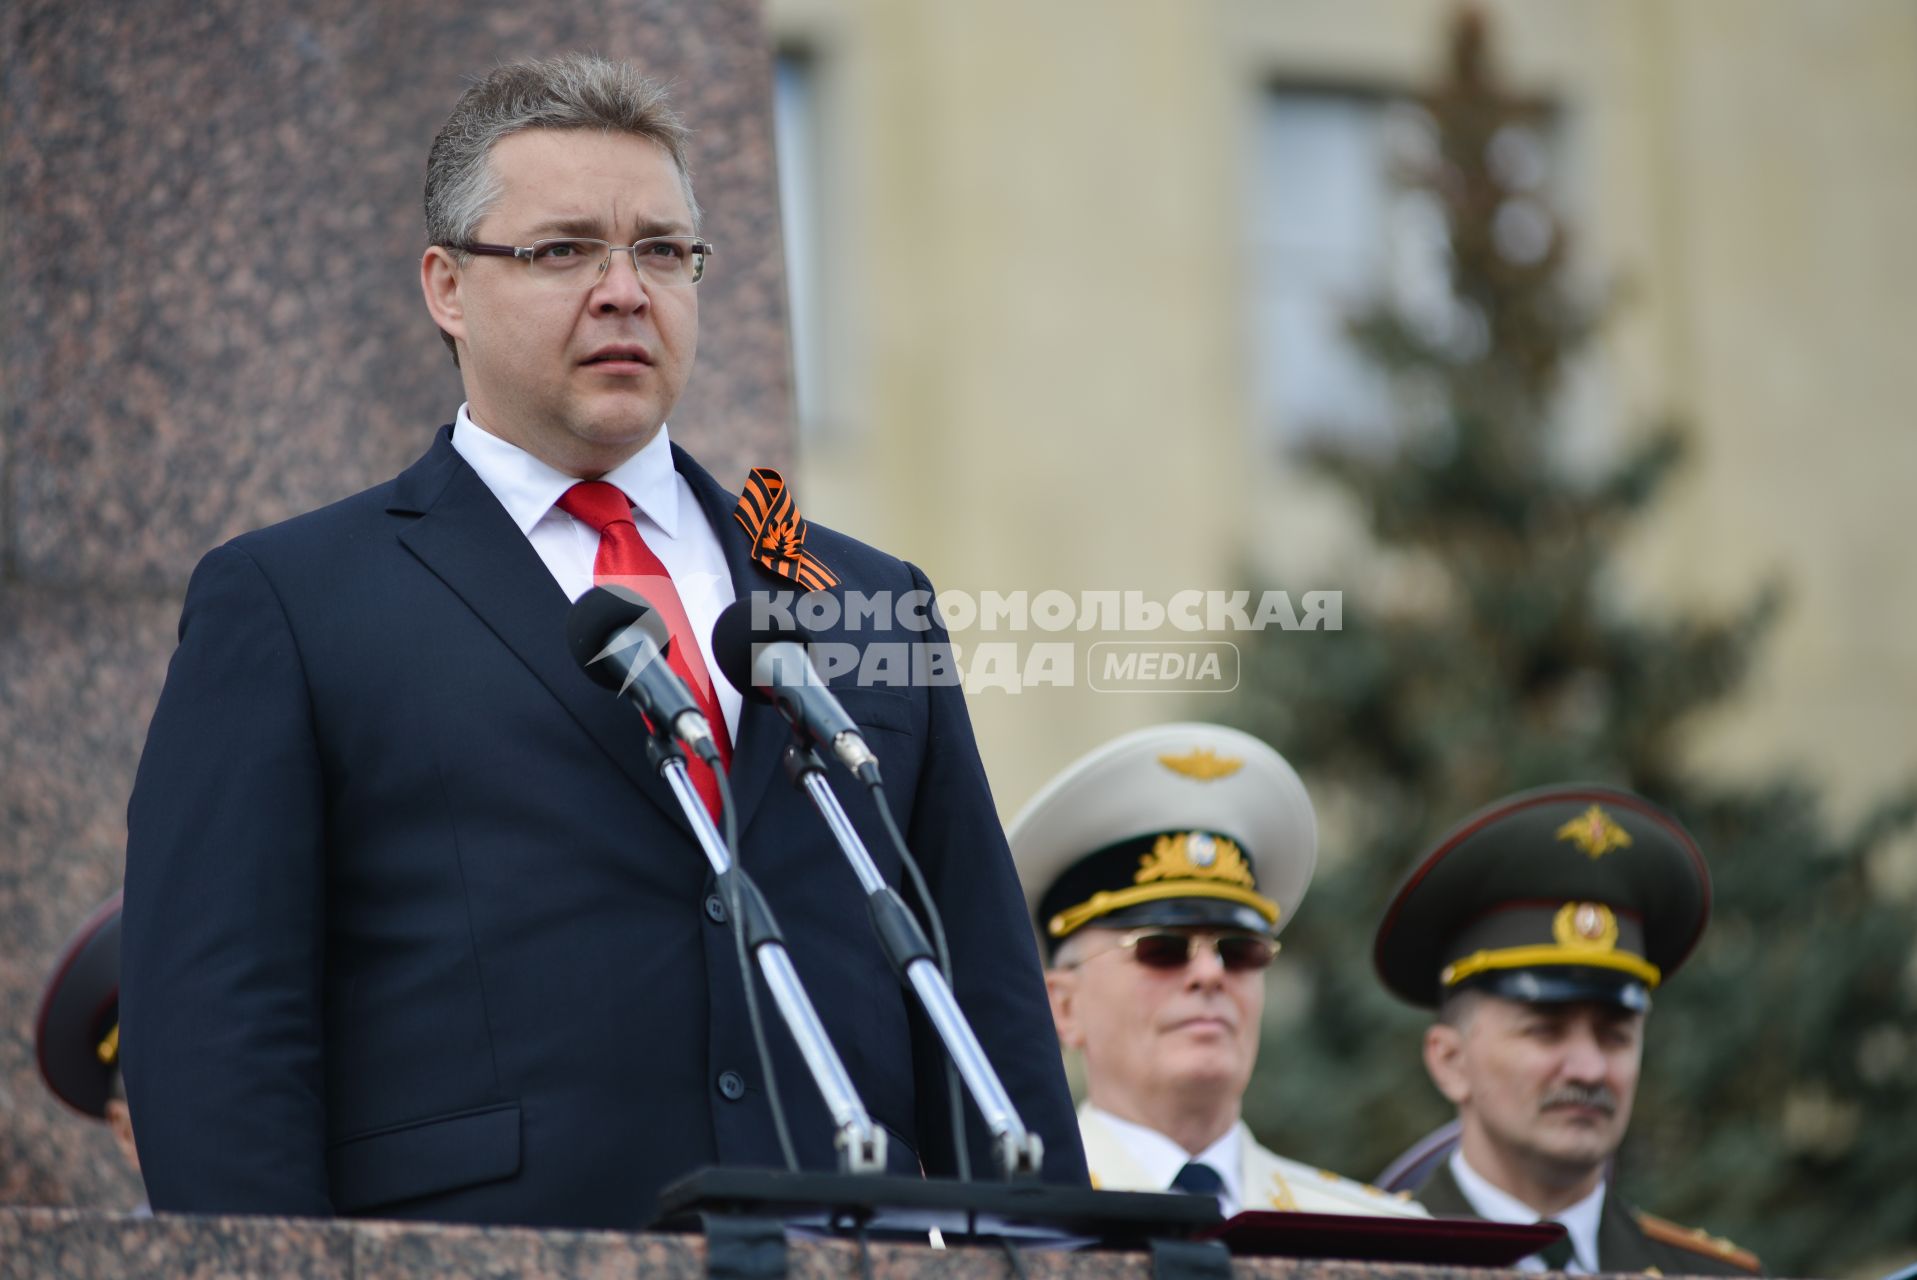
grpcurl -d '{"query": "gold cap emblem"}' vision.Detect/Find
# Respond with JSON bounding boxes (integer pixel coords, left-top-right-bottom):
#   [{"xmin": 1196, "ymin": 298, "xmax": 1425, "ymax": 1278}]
[
  {"xmin": 95, "ymin": 1022, "xmax": 120, "ymax": 1066},
  {"xmin": 1556, "ymin": 804, "xmax": 1634, "ymax": 859},
  {"xmin": 1158, "ymin": 748, "xmax": 1243, "ymax": 782},
  {"xmin": 1552, "ymin": 901, "xmax": 1619, "ymax": 951},
  {"xmin": 1135, "ymin": 832, "xmax": 1255, "ymax": 888}
]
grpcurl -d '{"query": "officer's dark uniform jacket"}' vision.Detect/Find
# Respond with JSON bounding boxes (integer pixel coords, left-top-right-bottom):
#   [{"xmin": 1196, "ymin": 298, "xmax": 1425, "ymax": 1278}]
[{"xmin": 1414, "ymin": 1160, "xmax": 1761, "ymax": 1276}]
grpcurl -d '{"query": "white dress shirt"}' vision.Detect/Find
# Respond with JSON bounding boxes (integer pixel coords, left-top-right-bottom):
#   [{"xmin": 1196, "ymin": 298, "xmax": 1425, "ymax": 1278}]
[
  {"xmin": 1448, "ymin": 1149, "xmax": 1606, "ymax": 1273},
  {"xmin": 451, "ymin": 404, "xmax": 741, "ymax": 743},
  {"xmin": 1083, "ymin": 1103, "xmax": 1246, "ymax": 1216}
]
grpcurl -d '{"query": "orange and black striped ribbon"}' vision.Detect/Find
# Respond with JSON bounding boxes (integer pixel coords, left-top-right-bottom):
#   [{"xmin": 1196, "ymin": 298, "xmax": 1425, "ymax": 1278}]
[{"xmin": 733, "ymin": 467, "xmax": 839, "ymax": 591}]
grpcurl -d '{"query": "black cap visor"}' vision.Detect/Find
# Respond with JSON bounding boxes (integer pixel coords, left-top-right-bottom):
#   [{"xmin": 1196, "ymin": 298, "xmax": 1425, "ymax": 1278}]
[
  {"xmin": 1455, "ymin": 965, "xmax": 1651, "ymax": 1013},
  {"xmin": 1091, "ymin": 898, "xmax": 1272, "ymax": 937}
]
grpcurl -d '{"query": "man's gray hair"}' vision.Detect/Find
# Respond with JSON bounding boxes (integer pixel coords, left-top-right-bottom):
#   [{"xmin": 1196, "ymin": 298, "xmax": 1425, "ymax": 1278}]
[
  {"xmin": 1436, "ymin": 986, "xmax": 1485, "ymax": 1030},
  {"xmin": 1048, "ymin": 929, "xmax": 1099, "ymax": 971},
  {"xmin": 424, "ymin": 53, "xmax": 700, "ymax": 356}
]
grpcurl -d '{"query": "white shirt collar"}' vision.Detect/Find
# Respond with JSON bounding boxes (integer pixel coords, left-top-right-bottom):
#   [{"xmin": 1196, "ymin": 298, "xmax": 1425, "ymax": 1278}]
[
  {"xmin": 1449, "ymin": 1150, "xmax": 1606, "ymax": 1272},
  {"xmin": 1085, "ymin": 1103, "xmax": 1245, "ymax": 1212},
  {"xmin": 452, "ymin": 403, "xmax": 681, "ymax": 536}
]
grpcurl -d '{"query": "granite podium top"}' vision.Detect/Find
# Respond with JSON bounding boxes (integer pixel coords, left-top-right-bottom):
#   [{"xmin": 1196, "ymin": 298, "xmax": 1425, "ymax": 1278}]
[{"xmin": 1, "ymin": 1207, "xmax": 1783, "ymax": 1280}]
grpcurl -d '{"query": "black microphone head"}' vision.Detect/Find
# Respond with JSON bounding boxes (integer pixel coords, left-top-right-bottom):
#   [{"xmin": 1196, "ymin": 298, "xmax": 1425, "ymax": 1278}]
[
  {"xmin": 568, "ymin": 586, "xmax": 671, "ymax": 691},
  {"xmin": 712, "ymin": 597, "xmax": 804, "ymax": 695}
]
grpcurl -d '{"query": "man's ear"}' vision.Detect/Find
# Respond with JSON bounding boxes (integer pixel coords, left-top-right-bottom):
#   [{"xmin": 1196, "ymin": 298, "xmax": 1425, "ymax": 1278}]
[
  {"xmin": 1044, "ymin": 967, "xmax": 1082, "ymax": 1050},
  {"xmin": 1423, "ymin": 1022, "xmax": 1471, "ymax": 1106},
  {"xmin": 420, "ymin": 246, "xmax": 467, "ymax": 346}
]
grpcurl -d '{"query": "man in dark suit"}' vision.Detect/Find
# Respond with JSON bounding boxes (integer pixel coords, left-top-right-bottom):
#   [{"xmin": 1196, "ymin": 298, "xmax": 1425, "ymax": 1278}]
[
  {"xmin": 120, "ymin": 52, "xmax": 1084, "ymax": 1229},
  {"xmin": 1373, "ymin": 786, "xmax": 1759, "ymax": 1275}
]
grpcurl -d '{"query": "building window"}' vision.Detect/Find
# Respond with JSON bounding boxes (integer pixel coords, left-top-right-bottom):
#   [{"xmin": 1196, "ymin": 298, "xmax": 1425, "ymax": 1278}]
[
  {"xmin": 1246, "ymin": 85, "xmax": 1563, "ymax": 453},
  {"xmin": 774, "ymin": 46, "xmax": 826, "ymax": 438}
]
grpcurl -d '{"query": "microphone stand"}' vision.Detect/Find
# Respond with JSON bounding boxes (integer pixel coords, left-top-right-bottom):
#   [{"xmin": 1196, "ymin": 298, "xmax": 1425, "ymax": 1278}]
[
  {"xmin": 782, "ymin": 745, "xmax": 1045, "ymax": 1180},
  {"xmin": 644, "ymin": 734, "xmax": 888, "ymax": 1175}
]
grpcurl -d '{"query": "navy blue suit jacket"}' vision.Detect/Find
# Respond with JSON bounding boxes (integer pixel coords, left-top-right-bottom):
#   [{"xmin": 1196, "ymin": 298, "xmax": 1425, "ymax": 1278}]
[{"xmin": 121, "ymin": 428, "xmax": 1086, "ymax": 1227}]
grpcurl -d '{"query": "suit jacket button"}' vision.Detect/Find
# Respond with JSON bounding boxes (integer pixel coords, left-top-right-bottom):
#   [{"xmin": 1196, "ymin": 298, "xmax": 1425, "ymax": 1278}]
[
  {"xmin": 717, "ymin": 1070, "xmax": 746, "ymax": 1101},
  {"xmin": 704, "ymin": 893, "xmax": 728, "ymax": 924}
]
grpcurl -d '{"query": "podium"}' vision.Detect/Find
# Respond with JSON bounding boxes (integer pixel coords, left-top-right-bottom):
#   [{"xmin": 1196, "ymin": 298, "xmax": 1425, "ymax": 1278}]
[{"xmin": 1, "ymin": 1202, "xmax": 1570, "ymax": 1280}]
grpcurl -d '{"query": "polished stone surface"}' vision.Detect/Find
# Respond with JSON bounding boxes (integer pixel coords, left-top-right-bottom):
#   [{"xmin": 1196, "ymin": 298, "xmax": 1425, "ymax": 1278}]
[
  {"xmin": 0, "ymin": 585, "xmax": 176, "ymax": 1211},
  {"xmin": 0, "ymin": 1210, "xmax": 1641, "ymax": 1280},
  {"xmin": 1, "ymin": 1209, "xmax": 352, "ymax": 1280},
  {"xmin": 0, "ymin": 0, "xmax": 792, "ymax": 1212},
  {"xmin": 3, "ymin": 0, "xmax": 791, "ymax": 591}
]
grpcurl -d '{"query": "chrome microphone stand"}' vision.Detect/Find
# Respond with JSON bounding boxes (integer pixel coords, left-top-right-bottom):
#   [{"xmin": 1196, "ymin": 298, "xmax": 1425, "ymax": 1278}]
[
  {"xmin": 783, "ymin": 745, "xmax": 1044, "ymax": 1179},
  {"xmin": 648, "ymin": 734, "xmax": 887, "ymax": 1175}
]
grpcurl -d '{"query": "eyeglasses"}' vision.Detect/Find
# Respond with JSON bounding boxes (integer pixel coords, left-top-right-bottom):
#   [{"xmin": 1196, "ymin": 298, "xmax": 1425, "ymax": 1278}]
[
  {"xmin": 1070, "ymin": 929, "xmax": 1280, "ymax": 974},
  {"xmin": 450, "ymin": 236, "xmax": 714, "ymax": 287}
]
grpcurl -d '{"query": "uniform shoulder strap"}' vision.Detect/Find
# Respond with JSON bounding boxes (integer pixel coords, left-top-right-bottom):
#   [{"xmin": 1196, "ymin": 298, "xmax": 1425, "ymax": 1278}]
[{"xmin": 1632, "ymin": 1209, "xmax": 1763, "ymax": 1274}]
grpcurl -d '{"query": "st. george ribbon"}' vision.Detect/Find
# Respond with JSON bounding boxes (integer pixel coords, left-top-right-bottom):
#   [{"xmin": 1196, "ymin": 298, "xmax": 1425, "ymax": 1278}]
[
  {"xmin": 711, "ymin": 600, "xmax": 1045, "ymax": 1179},
  {"xmin": 567, "ymin": 586, "xmax": 888, "ymax": 1174}
]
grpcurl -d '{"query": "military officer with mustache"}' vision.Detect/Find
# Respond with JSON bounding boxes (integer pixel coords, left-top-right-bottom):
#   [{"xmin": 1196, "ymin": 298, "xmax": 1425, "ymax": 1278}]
[{"xmin": 1375, "ymin": 785, "xmax": 1760, "ymax": 1274}]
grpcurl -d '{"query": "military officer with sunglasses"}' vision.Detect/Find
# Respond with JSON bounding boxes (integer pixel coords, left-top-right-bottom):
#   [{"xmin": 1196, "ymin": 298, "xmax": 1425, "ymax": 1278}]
[{"xmin": 1012, "ymin": 723, "xmax": 1428, "ymax": 1218}]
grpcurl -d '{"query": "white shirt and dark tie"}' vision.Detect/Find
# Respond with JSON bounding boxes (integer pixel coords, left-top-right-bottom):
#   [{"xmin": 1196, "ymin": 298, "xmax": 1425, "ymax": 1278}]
[
  {"xmin": 1084, "ymin": 1103, "xmax": 1244, "ymax": 1216},
  {"xmin": 1448, "ymin": 1150, "xmax": 1605, "ymax": 1273}
]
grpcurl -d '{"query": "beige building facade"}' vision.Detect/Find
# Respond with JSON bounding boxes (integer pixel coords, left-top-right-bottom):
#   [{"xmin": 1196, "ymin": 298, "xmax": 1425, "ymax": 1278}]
[{"xmin": 763, "ymin": 0, "xmax": 1917, "ymax": 831}]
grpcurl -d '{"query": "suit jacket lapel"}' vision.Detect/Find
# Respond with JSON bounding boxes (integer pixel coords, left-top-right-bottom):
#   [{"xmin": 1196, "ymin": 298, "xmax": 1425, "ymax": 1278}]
[
  {"xmin": 1074, "ymin": 1104, "xmax": 1156, "ymax": 1193},
  {"xmin": 672, "ymin": 444, "xmax": 800, "ymax": 847},
  {"xmin": 392, "ymin": 429, "xmax": 693, "ymax": 839},
  {"xmin": 1594, "ymin": 1184, "xmax": 1644, "ymax": 1273},
  {"xmin": 1238, "ymin": 1129, "xmax": 1297, "ymax": 1211},
  {"xmin": 1412, "ymin": 1159, "xmax": 1478, "ymax": 1218}
]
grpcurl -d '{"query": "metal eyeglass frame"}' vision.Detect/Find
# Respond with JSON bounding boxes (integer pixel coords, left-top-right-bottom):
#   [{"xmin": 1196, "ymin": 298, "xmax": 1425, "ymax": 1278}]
[{"xmin": 449, "ymin": 235, "xmax": 714, "ymax": 286}]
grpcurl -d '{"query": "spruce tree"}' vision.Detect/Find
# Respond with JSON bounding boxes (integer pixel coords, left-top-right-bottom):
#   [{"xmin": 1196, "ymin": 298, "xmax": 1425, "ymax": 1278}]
[{"xmin": 1233, "ymin": 10, "xmax": 1917, "ymax": 1275}]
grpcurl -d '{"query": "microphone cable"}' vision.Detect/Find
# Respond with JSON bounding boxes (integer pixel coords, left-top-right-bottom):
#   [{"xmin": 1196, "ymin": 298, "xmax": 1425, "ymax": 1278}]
[
  {"xmin": 569, "ymin": 587, "xmax": 799, "ymax": 1170},
  {"xmin": 865, "ymin": 776, "xmax": 970, "ymax": 1183},
  {"xmin": 709, "ymin": 744, "xmax": 800, "ymax": 1174}
]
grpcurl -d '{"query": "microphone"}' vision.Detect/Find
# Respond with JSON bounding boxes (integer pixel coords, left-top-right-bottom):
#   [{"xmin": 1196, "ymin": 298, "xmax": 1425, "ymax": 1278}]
[
  {"xmin": 711, "ymin": 600, "xmax": 880, "ymax": 782},
  {"xmin": 567, "ymin": 586, "xmax": 718, "ymax": 762}
]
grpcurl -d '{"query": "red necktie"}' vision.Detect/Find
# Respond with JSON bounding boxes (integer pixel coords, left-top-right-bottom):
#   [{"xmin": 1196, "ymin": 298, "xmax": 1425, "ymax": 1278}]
[{"xmin": 559, "ymin": 481, "xmax": 732, "ymax": 819}]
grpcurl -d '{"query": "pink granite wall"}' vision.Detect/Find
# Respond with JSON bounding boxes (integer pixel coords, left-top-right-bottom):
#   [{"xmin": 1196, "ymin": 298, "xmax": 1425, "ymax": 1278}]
[{"xmin": 0, "ymin": 0, "xmax": 793, "ymax": 1208}]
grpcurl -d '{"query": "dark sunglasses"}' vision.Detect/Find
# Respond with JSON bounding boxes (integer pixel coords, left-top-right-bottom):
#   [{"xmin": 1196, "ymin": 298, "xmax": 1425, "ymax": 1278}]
[{"xmin": 1077, "ymin": 928, "xmax": 1280, "ymax": 974}]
